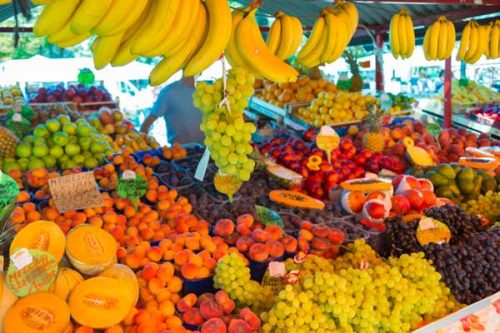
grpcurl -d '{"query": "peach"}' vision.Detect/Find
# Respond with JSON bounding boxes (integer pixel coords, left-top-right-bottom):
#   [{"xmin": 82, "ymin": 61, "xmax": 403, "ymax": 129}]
[
  {"xmin": 251, "ymin": 229, "xmax": 270, "ymax": 243},
  {"xmin": 199, "ymin": 298, "xmax": 223, "ymax": 320},
  {"xmin": 248, "ymin": 243, "xmax": 269, "ymax": 262},
  {"xmin": 201, "ymin": 318, "xmax": 227, "ymax": 333},
  {"xmin": 215, "ymin": 291, "xmax": 235, "ymax": 315},
  {"xmin": 181, "ymin": 263, "xmax": 200, "ymax": 280},
  {"xmin": 176, "ymin": 293, "xmax": 197, "ymax": 313},
  {"xmin": 298, "ymin": 229, "xmax": 314, "ymax": 241},
  {"xmin": 311, "ymin": 237, "xmax": 331, "ymax": 251},
  {"xmin": 214, "ymin": 219, "xmax": 235, "ymax": 237},
  {"xmin": 265, "ymin": 225, "xmax": 283, "ymax": 240},
  {"xmin": 280, "ymin": 236, "xmax": 298, "ymax": 253},
  {"xmin": 228, "ymin": 319, "xmax": 252, "ymax": 333},
  {"xmin": 421, "ymin": 190, "xmax": 437, "ymax": 208},
  {"xmin": 182, "ymin": 308, "xmax": 204, "ymax": 326},
  {"xmin": 403, "ymin": 189, "xmax": 425, "ymax": 211},
  {"xmin": 310, "ymin": 225, "xmax": 329, "ymax": 238},
  {"xmin": 174, "ymin": 249, "xmax": 192, "ymax": 266},
  {"xmin": 167, "ymin": 276, "xmax": 182, "ymax": 293},
  {"xmin": 235, "ymin": 236, "xmax": 254, "ymax": 253},
  {"xmin": 265, "ymin": 240, "xmax": 284, "ymax": 258},
  {"xmin": 391, "ymin": 195, "xmax": 411, "ymax": 215},
  {"xmin": 197, "ymin": 293, "xmax": 215, "ymax": 306},
  {"xmin": 235, "ymin": 223, "xmax": 252, "ymax": 236},
  {"xmin": 236, "ymin": 214, "xmax": 254, "ymax": 228},
  {"xmin": 203, "ymin": 258, "xmax": 217, "ymax": 271},
  {"xmin": 239, "ymin": 308, "xmax": 261, "ymax": 330}
]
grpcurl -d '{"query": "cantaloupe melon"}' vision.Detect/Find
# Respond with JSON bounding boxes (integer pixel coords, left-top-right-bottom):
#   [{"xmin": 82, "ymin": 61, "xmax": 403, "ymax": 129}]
[
  {"xmin": 340, "ymin": 178, "xmax": 392, "ymax": 192},
  {"xmin": 3, "ymin": 292, "xmax": 70, "ymax": 333},
  {"xmin": 99, "ymin": 264, "xmax": 139, "ymax": 304},
  {"xmin": 49, "ymin": 268, "xmax": 84, "ymax": 301},
  {"xmin": 269, "ymin": 190, "xmax": 325, "ymax": 210},
  {"xmin": 69, "ymin": 277, "xmax": 135, "ymax": 329},
  {"xmin": 0, "ymin": 276, "xmax": 18, "ymax": 333},
  {"xmin": 9, "ymin": 220, "xmax": 65, "ymax": 263},
  {"xmin": 65, "ymin": 224, "xmax": 117, "ymax": 275}
]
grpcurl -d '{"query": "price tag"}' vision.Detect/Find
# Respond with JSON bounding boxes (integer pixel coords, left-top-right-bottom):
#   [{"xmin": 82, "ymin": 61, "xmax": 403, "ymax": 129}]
[
  {"xmin": 10, "ymin": 248, "xmax": 33, "ymax": 270},
  {"xmin": 117, "ymin": 171, "xmax": 147, "ymax": 209},
  {"xmin": 48, "ymin": 171, "xmax": 104, "ymax": 213},
  {"xmin": 268, "ymin": 262, "xmax": 286, "ymax": 278},
  {"xmin": 195, "ymin": 147, "xmax": 211, "ymax": 182},
  {"xmin": 12, "ymin": 113, "xmax": 22, "ymax": 122},
  {"xmin": 380, "ymin": 93, "xmax": 392, "ymax": 112},
  {"xmin": 255, "ymin": 205, "xmax": 284, "ymax": 228},
  {"xmin": 316, "ymin": 126, "xmax": 340, "ymax": 164}
]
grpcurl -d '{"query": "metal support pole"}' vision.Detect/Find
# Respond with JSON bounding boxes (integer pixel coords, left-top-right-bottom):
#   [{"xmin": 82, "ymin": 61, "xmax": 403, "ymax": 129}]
[
  {"xmin": 444, "ymin": 57, "xmax": 452, "ymax": 128},
  {"xmin": 375, "ymin": 33, "xmax": 384, "ymax": 93}
]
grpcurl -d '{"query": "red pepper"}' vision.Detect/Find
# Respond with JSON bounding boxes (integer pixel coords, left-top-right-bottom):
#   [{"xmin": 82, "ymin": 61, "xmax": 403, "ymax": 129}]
[{"xmin": 360, "ymin": 218, "xmax": 386, "ymax": 232}]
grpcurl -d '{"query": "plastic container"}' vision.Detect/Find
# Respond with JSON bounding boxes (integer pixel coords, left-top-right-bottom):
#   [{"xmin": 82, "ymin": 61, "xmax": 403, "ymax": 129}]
[{"xmin": 182, "ymin": 276, "xmax": 215, "ymax": 296}]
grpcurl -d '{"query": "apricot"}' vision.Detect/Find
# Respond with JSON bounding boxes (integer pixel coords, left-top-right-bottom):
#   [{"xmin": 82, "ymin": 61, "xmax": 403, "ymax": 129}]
[
  {"xmin": 189, "ymin": 254, "xmax": 204, "ymax": 267},
  {"xmin": 159, "ymin": 300, "xmax": 176, "ymax": 317},
  {"xmin": 142, "ymin": 263, "xmax": 159, "ymax": 281},
  {"xmin": 214, "ymin": 219, "xmax": 235, "ymax": 237},
  {"xmin": 75, "ymin": 327, "xmax": 94, "ymax": 333},
  {"xmin": 298, "ymin": 229, "xmax": 314, "ymax": 241},
  {"xmin": 174, "ymin": 249, "xmax": 191, "ymax": 266},
  {"xmin": 251, "ymin": 229, "xmax": 270, "ymax": 243},
  {"xmin": 199, "ymin": 298, "xmax": 223, "ymax": 320},
  {"xmin": 157, "ymin": 263, "xmax": 175, "ymax": 283},
  {"xmin": 105, "ymin": 325, "xmax": 124, "ymax": 333},
  {"xmin": 196, "ymin": 267, "xmax": 211, "ymax": 279},
  {"xmin": 203, "ymin": 257, "xmax": 217, "ymax": 271},
  {"xmin": 181, "ymin": 263, "xmax": 199, "ymax": 280},
  {"xmin": 248, "ymin": 243, "xmax": 269, "ymax": 262},
  {"xmin": 167, "ymin": 276, "xmax": 182, "ymax": 293},
  {"xmin": 147, "ymin": 246, "xmax": 163, "ymax": 262}
]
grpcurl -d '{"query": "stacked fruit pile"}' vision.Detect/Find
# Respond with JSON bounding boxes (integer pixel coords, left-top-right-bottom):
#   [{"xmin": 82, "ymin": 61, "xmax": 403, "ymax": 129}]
[
  {"xmin": 446, "ymin": 80, "xmax": 500, "ymax": 108},
  {"xmin": 255, "ymin": 76, "xmax": 337, "ymax": 108},
  {"xmin": 0, "ymin": 85, "xmax": 23, "ymax": 106},
  {"xmin": 266, "ymin": 11, "xmax": 303, "ymax": 61},
  {"xmin": 457, "ymin": 19, "xmax": 500, "ymax": 64},
  {"xmin": 423, "ymin": 16, "xmax": 456, "ymax": 61},
  {"xmin": 28, "ymin": 84, "xmax": 113, "ymax": 105},
  {"xmin": 295, "ymin": 91, "xmax": 378, "ymax": 127},
  {"xmin": 31, "ymin": 103, "xmax": 81, "ymax": 127}
]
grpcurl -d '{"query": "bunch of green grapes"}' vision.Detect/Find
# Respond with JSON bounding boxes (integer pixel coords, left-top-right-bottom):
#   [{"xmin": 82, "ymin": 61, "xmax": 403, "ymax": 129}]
[
  {"xmin": 193, "ymin": 68, "xmax": 257, "ymax": 182},
  {"xmin": 461, "ymin": 191, "xmax": 500, "ymax": 223},
  {"xmin": 332, "ymin": 239, "xmax": 384, "ymax": 271},
  {"xmin": 214, "ymin": 253, "xmax": 274, "ymax": 313},
  {"xmin": 260, "ymin": 284, "xmax": 337, "ymax": 333}
]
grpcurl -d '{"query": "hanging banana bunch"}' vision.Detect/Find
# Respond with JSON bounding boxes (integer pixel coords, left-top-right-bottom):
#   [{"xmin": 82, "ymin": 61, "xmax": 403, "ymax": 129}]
[
  {"xmin": 486, "ymin": 20, "xmax": 499, "ymax": 59},
  {"xmin": 389, "ymin": 9, "xmax": 415, "ymax": 59},
  {"xmin": 423, "ymin": 15, "xmax": 456, "ymax": 61},
  {"xmin": 225, "ymin": 4, "xmax": 298, "ymax": 83},
  {"xmin": 296, "ymin": 1, "xmax": 358, "ymax": 68},
  {"xmin": 456, "ymin": 20, "xmax": 493, "ymax": 64},
  {"xmin": 266, "ymin": 11, "xmax": 303, "ymax": 60}
]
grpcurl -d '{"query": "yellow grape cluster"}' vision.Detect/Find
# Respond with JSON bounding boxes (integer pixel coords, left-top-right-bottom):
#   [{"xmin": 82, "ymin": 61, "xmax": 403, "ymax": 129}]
[
  {"xmin": 462, "ymin": 191, "xmax": 500, "ymax": 222},
  {"xmin": 214, "ymin": 253, "xmax": 274, "ymax": 314},
  {"xmin": 193, "ymin": 68, "xmax": 257, "ymax": 181}
]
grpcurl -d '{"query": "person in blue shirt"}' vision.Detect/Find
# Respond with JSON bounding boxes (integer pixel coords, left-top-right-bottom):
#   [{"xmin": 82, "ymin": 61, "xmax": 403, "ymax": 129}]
[{"xmin": 140, "ymin": 76, "xmax": 204, "ymax": 144}]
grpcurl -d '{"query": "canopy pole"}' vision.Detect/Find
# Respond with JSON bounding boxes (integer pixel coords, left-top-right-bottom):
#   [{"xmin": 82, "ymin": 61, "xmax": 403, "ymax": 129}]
[
  {"xmin": 444, "ymin": 57, "xmax": 452, "ymax": 128},
  {"xmin": 375, "ymin": 32, "xmax": 384, "ymax": 93}
]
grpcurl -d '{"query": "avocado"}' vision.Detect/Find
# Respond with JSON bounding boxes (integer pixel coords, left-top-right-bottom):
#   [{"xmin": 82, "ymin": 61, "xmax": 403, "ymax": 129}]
[{"xmin": 436, "ymin": 164, "xmax": 457, "ymax": 180}]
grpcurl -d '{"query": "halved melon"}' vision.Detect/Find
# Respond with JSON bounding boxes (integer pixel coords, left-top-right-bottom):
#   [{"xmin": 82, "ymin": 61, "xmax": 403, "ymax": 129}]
[
  {"xmin": 406, "ymin": 146, "xmax": 434, "ymax": 167},
  {"xmin": 65, "ymin": 224, "xmax": 117, "ymax": 276},
  {"xmin": 99, "ymin": 264, "xmax": 139, "ymax": 304},
  {"xmin": 0, "ymin": 275, "xmax": 18, "ymax": 332},
  {"xmin": 416, "ymin": 218, "xmax": 451, "ymax": 246},
  {"xmin": 3, "ymin": 292, "xmax": 70, "ymax": 333},
  {"xmin": 269, "ymin": 190, "xmax": 325, "ymax": 210},
  {"xmin": 465, "ymin": 147, "xmax": 494, "ymax": 158},
  {"xmin": 9, "ymin": 220, "xmax": 65, "ymax": 263},
  {"xmin": 458, "ymin": 157, "xmax": 498, "ymax": 170},
  {"xmin": 50, "ymin": 268, "xmax": 84, "ymax": 301},
  {"xmin": 340, "ymin": 178, "xmax": 392, "ymax": 192},
  {"xmin": 266, "ymin": 164, "xmax": 303, "ymax": 187},
  {"xmin": 69, "ymin": 277, "xmax": 135, "ymax": 329}
]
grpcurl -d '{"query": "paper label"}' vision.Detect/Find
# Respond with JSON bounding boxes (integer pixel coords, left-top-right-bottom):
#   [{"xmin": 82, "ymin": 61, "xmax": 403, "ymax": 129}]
[
  {"xmin": 195, "ymin": 147, "xmax": 211, "ymax": 182},
  {"xmin": 122, "ymin": 170, "xmax": 136, "ymax": 180},
  {"xmin": 255, "ymin": 205, "xmax": 284, "ymax": 228},
  {"xmin": 419, "ymin": 217, "xmax": 438, "ymax": 231},
  {"xmin": 10, "ymin": 248, "xmax": 33, "ymax": 270},
  {"xmin": 48, "ymin": 171, "xmax": 104, "ymax": 213},
  {"xmin": 268, "ymin": 262, "xmax": 286, "ymax": 278},
  {"xmin": 12, "ymin": 113, "xmax": 22, "ymax": 122}
]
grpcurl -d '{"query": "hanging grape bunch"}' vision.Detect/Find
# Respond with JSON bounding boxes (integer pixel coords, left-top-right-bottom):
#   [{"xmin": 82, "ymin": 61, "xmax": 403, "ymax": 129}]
[{"xmin": 193, "ymin": 68, "xmax": 257, "ymax": 190}]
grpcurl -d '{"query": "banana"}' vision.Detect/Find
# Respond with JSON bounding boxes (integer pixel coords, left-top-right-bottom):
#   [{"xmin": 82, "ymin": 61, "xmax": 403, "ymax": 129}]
[
  {"xmin": 184, "ymin": 0, "xmax": 232, "ymax": 77},
  {"xmin": 92, "ymin": 32, "xmax": 125, "ymax": 69},
  {"xmin": 92, "ymin": 0, "xmax": 136, "ymax": 36},
  {"xmin": 31, "ymin": 0, "xmax": 55, "ymax": 4},
  {"xmin": 150, "ymin": 3, "xmax": 208, "ymax": 86},
  {"xmin": 130, "ymin": 0, "xmax": 181, "ymax": 55},
  {"xmin": 321, "ymin": 12, "xmax": 338, "ymax": 63},
  {"xmin": 489, "ymin": 21, "xmax": 499, "ymax": 59},
  {"xmin": 457, "ymin": 21, "xmax": 471, "ymax": 61},
  {"xmin": 437, "ymin": 18, "xmax": 448, "ymax": 60},
  {"xmin": 105, "ymin": 0, "xmax": 149, "ymax": 36},
  {"xmin": 338, "ymin": 1, "xmax": 358, "ymax": 37},
  {"xmin": 55, "ymin": 32, "xmax": 91, "ymax": 48},
  {"xmin": 70, "ymin": 0, "xmax": 113, "ymax": 34},
  {"xmin": 275, "ymin": 12, "xmax": 294, "ymax": 60},
  {"xmin": 423, "ymin": 26, "xmax": 431, "ymax": 61},
  {"xmin": 225, "ymin": 9, "xmax": 250, "ymax": 70},
  {"xmin": 428, "ymin": 20, "xmax": 440, "ymax": 60},
  {"xmin": 47, "ymin": 20, "xmax": 79, "ymax": 44},
  {"xmin": 465, "ymin": 21, "xmax": 479, "ymax": 62},
  {"xmin": 468, "ymin": 24, "xmax": 488, "ymax": 64},
  {"xmin": 297, "ymin": 16, "xmax": 325, "ymax": 62},
  {"xmin": 235, "ymin": 9, "xmax": 298, "ymax": 82},
  {"xmin": 445, "ymin": 20, "xmax": 456, "ymax": 59},
  {"xmin": 290, "ymin": 16, "xmax": 304, "ymax": 59},
  {"xmin": 389, "ymin": 11, "xmax": 401, "ymax": 58},
  {"xmin": 145, "ymin": 0, "xmax": 198, "ymax": 57},
  {"xmin": 328, "ymin": 14, "xmax": 349, "ymax": 63},
  {"xmin": 301, "ymin": 19, "xmax": 328, "ymax": 68},
  {"xmin": 33, "ymin": 0, "xmax": 81, "ymax": 37},
  {"xmin": 267, "ymin": 17, "xmax": 282, "ymax": 55},
  {"xmin": 398, "ymin": 12, "xmax": 408, "ymax": 58},
  {"xmin": 404, "ymin": 11, "xmax": 415, "ymax": 58},
  {"xmin": 0, "ymin": 0, "xmax": 11, "ymax": 4}
]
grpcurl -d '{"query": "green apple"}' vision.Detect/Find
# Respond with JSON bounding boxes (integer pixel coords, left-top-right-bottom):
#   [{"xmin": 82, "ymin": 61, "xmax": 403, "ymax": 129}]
[
  {"xmin": 59, "ymin": 155, "xmax": 69, "ymax": 163},
  {"xmin": 23, "ymin": 135, "xmax": 35, "ymax": 144},
  {"xmin": 65, "ymin": 142, "xmax": 81, "ymax": 156},
  {"xmin": 16, "ymin": 143, "xmax": 32, "ymax": 158},
  {"xmin": 33, "ymin": 124, "xmax": 50, "ymax": 138},
  {"xmin": 65, "ymin": 160, "xmax": 78, "ymax": 170},
  {"xmin": 32, "ymin": 144, "xmax": 49, "ymax": 158},
  {"xmin": 57, "ymin": 114, "xmax": 71, "ymax": 125},
  {"xmin": 33, "ymin": 137, "xmax": 47, "ymax": 146},
  {"xmin": 63, "ymin": 123, "xmax": 78, "ymax": 136},
  {"xmin": 45, "ymin": 119, "xmax": 61, "ymax": 133},
  {"xmin": 43, "ymin": 155, "xmax": 57, "ymax": 168},
  {"xmin": 82, "ymin": 151, "xmax": 92, "ymax": 158},
  {"xmin": 50, "ymin": 145, "xmax": 64, "ymax": 159},
  {"xmin": 69, "ymin": 136, "xmax": 78, "ymax": 144},
  {"xmin": 52, "ymin": 131, "xmax": 70, "ymax": 146},
  {"xmin": 79, "ymin": 137, "xmax": 92, "ymax": 151},
  {"xmin": 84, "ymin": 157, "xmax": 99, "ymax": 169},
  {"xmin": 17, "ymin": 157, "xmax": 30, "ymax": 171},
  {"xmin": 90, "ymin": 140, "xmax": 106, "ymax": 153},
  {"xmin": 75, "ymin": 118, "xmax": 87, "ymax": 126},
  {"xmin": 77, "ymin": 123, "xmax": 93, "ymax": 137},
  {"xmin": 3, "ymin": 161, "xmax": 20, "ymax": 173},
  {"xmin": 28, "ymin": 158, "xmax": 45, "ymax": 170},
  {"xmin": 74, "ymin": 154, "xmax": 85, "ymax": 164}
]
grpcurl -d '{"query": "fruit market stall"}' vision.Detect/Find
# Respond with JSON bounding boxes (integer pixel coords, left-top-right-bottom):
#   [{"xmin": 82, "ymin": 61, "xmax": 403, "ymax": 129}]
[{"xmin": 0, "ymin": 0, "xmax": 499, "ymax": 332}]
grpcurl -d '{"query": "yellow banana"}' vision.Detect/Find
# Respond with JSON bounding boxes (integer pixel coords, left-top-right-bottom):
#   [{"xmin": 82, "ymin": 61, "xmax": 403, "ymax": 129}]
[
  {"xmin": 445, "ymin": 20, "xmax": 456, "ymax": 59},
  {"xmin": 225, "ymin": 9, "xmax": 250, "ymax": 70},
  {"xmin": 290, "ymin": 16, "xmax": 304, "ymax": 59},
  {"xmin": 70, "ymin": 0, "xmax": 113, "ymax": 34},
  {"xmin": 428, "ymin": 21, "xmax": 440, "ymax": 60},
  {"xmin": 465, "ymin": 21, "xmax": 479, "ymax": 62},
  {"xmin": 146, "ymin": 0, "xmax": 198, "ymax": 57},
  {"xmin": 236, "ymin": 9, "xmax": 298, "ymax": 82},
  {"xmin": 484, "ymin": 23, "xmax": 492, "ymax": 59},
  {"xmin": 301, "ymin": 21, "xmax": 328, "ymax": 68},
  {"xmin": 105, "ymin": 0, "xmax": 149, "ymax": 36},
  {"xmin": 404, "ymin": 11, "xmax": 415, "ymax": 58},
  {"xmin": 328, "ymin": 14, "xmax": 349, "ymax": 63},
  {"xmin": 184, "ymin": 0, "xmax": 232, "ymax": 77},
  {"xmin": 398, "ymin": 12, "xmax": 408, "ymax": 58},
  {"xmin": 437, "ymin": 18, "xmax": 448, "ymax": 60},
  {"xmin": 275, "ymin": 12, "xmax": 294, "ymax": 60},
  {"xmin": 54, "ymin": 32, "xmax": 91, "ymax": 48},
  {"xmin": 338, "ymin": 1, "xmax": 358, "ymax": 38},
  {"xmin": 31, "ymin": 0, "xmax": 55, "ymax": 4},
  {"xmin": 92, "ymin": 0, "xmax": 136, "ymax": 36},
  {"xmin": 0, "ymin": 0, "xmax": 11, "ymax": 4},
  {"xmin": 468, "ymin": 24, "xmax": 488, "ymax": 64},
  {"xmin": 297, "ymin": 16, "xmax": 325, "ymax": 62},
  {"xmin": 457, "ymin": 21, "xmax": 471, "ymax": 61},
  {"xmin": 92, "ymin": 32, "xmax": 125, "ymax": 69},
  {"xmin": 33, "ymin": 0, "xmax": 81, "ymax": 37},
  {"xmin": 47, "ymin": 20, "xmax": 78, "ymax": 44},
  {"xmin": 423, "ymin": 26, "xmax": 431, "ymax": 61},
  {"xmin": 131, "ymin": 0, "xmax": 181, "ymax": 55},
  {"xmin": 150, "ymin": 4, "xmax": 208, "ymax": 86},
  {"xmin": 321, "ymin": 12, "xmax": 338, "ymax": 63},
  {"xmin": 389, "ymin": 12, "xmax": 401, "ymax": 58},
  {"xmin": 489, "ymin": 21, "xmax": 499, "ymax": 59},
  {"xmin": 267, "ymin": 17, "xmax": 282, "ymax": 55}
]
